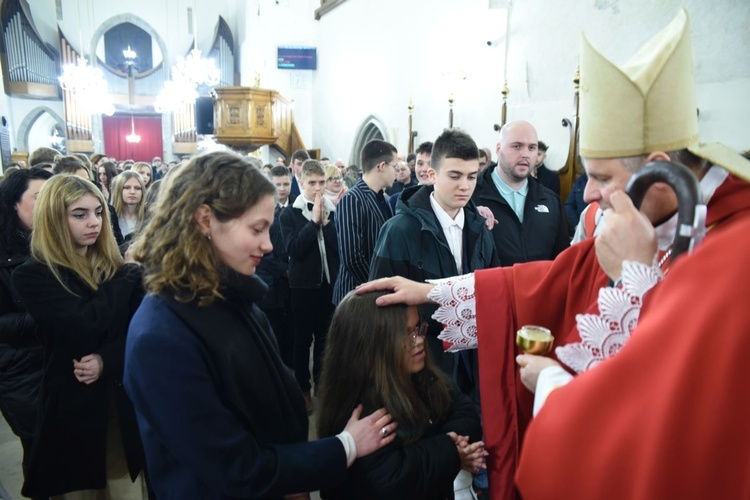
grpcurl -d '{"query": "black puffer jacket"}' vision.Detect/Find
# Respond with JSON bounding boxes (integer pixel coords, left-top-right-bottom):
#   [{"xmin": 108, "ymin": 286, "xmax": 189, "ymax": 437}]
[{"xmin": 0, "ymin": 250, "xmax": 43, "ymax": 455}]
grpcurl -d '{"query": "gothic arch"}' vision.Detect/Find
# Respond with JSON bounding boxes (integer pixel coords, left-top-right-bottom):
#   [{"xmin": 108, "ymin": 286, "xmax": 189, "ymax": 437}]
[
  {"xmin": 350, "ymin": 115, "xmax": 389, "ymax": 166},
  {"xmin": 89, "ymin": 14, "xmax": 170, "ymax": 78},
  {"xmin": 16, "ymin": 106, "xmax": 66, "ymax": 151}
]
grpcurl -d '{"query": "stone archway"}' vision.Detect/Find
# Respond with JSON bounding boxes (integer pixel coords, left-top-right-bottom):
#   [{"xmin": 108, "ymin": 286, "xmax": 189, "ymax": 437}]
[
  {"xmin": 89, "ymin": 14, "xmax": 170, "ymax": 77},
  {"xmin": 350, "ymin": 115, "xmax": 389, "ymax": 166},
  {"xmin": 16, "ymin": 106, "xmax": 66, "ymax": 152}
]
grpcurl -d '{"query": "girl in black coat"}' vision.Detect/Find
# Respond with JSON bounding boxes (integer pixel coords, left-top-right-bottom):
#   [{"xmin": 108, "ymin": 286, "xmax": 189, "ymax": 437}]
[
  {"xmin": 11, "ymin": 174, "xmax": 146, "ymax": 498},
  {"xmin": 0, "ymin": 167, "xmax": 52, "ymax": 485},
  {"xmin": 317, "ymin": 291, "xmax": 487, "ymax": 500}
]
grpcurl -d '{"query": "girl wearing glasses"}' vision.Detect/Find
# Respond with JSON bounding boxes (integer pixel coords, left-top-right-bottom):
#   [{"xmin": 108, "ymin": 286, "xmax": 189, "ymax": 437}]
[{"xmin": 317, "ymin": 290, "xmax": 486, "ymax": 499}]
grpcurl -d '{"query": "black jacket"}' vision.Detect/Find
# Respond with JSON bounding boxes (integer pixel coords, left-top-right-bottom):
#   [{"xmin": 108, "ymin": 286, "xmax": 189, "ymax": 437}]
[
  {"xmin": 536, "ymin": 163, "xmax": 561, "ymax": 197},
  {"xmin": 323, "ymin": 387, "xmax": 482, "ymax": 500},
  {"xmin": 279, "ymin": 202, "xmax": 339, "ymax": 289},
  {"xmin": 256, "ymin": 204, "xmax": 291, "ymax": 308},
  {"xmin": 12, "ymin": 261, "xmax": 146, "ymax": 496},
  {"xmin": 369, "ymin": 185, "xmax": 499, "ymax": 390},
  {"xmin": 0, "ymin": 251, "xmax": 43, "ymax": 446},
  {"xmin": 370, "ymin": 185, "xmax": 499, "ymax": 283},
  {"xmin": 474, "ymin": 164, "xmax": 569, "ymax": 266}
]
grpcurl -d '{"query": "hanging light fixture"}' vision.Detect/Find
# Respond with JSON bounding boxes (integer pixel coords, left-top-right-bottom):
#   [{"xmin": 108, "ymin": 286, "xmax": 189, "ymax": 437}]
[
  {"xmin": 126, "ymin": 114, "xmax": 141, "ymax": 143},
  {"xmin": 58, "ymin": 0, "xmax": 114, "ymax": 115},
  {"xmin": 155, "ymin": 2, "xmax": 220, "ymax": 113}
]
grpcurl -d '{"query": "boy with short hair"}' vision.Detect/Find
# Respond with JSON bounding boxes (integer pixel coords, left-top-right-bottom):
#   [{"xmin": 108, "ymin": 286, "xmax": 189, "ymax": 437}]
[{"xmin": 279, "ymin": 160, "xmax": 339, "ymax": 413}]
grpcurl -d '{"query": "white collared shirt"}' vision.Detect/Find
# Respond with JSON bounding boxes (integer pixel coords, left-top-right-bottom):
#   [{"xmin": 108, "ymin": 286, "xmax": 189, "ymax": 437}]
[{"xmin": 429, "ymin": 192, "xmax": 465, "ymax": 273}]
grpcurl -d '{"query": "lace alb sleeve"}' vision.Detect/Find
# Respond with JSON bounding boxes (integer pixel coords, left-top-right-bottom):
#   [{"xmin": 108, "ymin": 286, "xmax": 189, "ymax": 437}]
[
  {"xmin": 556, "ymin": 260, "xmax": 663, "ymax": 374},
  {"xmin": 427, "ymin": 273, "xmax": 477, "ymax": 352}
]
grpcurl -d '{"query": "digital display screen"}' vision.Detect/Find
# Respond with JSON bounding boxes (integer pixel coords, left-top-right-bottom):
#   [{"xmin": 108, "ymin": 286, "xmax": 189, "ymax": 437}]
[{"xmin": 277, "ymin": 46, "xmax": 317, "ymax": 70}]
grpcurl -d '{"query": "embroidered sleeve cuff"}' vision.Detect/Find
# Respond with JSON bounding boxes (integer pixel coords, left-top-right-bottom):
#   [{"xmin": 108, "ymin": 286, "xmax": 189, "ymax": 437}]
[
  {"xmin": 533, "ymin": 366, "xmax": 573, "ymax": 416},
  {"xmin": 557, "ymin": 260, "xmax": 663, "ymax": 374},
  {"xmin": 427, "ymin": 273, "xmax": 477, "ymax": 352},
  {"xmin": 335, "ymin": 430, "xmax": 357, "ymax": 467}
]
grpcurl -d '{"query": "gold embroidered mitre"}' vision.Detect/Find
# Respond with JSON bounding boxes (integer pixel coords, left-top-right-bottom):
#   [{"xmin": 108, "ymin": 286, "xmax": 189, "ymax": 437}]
[{"xmin": 579, "ymin": 9, "xmax": 750, "ymax": 181}]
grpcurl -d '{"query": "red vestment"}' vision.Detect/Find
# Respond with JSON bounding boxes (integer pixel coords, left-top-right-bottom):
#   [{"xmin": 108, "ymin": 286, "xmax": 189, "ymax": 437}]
[{"xmin": 475, "ymin": 175, "xmax": 750, "ymax": 499}]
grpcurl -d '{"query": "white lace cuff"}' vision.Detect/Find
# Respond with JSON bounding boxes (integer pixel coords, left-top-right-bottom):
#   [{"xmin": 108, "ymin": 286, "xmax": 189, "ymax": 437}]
[
  {"xmin": 556, "ymin": 260, "xmax": 663, "ymax": 374},
  {"xmin": 428, "ymin": 273, "xmax": 477, "ymax": 352}
]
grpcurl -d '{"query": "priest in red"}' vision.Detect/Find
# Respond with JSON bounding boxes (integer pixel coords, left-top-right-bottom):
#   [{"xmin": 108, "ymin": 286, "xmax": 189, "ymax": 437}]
[{"xmin": 359, "ymin": 9, "xmax": 750, "ymax": 499}]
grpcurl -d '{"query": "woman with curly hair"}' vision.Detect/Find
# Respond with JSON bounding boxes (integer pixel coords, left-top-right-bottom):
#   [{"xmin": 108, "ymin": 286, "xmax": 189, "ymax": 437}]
[
  {"xmin": 317, "ymin": 291, "xmax": 486, "ymax": 499},
  {"xmin": 124, "ymin": 151, "xmax": 396, "ymax": 498},
  {"xmin": 11, "ymin": 174, "xmax": 146, "ymax": 498}
]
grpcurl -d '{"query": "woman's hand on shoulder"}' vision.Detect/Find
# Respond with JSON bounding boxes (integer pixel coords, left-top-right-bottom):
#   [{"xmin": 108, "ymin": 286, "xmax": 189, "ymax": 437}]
[{"xmin": 344, "ymin": 404, "xmax": 398, "ymax": 458}]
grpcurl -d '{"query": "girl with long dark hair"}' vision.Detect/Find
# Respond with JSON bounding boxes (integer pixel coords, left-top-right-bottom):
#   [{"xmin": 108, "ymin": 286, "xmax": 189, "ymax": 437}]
[{"xmin": 317, "ymin": 291, "xmax": 486, "ymax": 499}]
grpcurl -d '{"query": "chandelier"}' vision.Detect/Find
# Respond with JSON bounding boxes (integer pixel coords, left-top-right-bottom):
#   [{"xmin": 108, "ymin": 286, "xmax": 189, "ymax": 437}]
[
  {"xmin": 174, "ymin": 47, "xmax": 220, "ymax": 88},
  {"xmin": 125, "ymin": 114, "xmax": 141, "ymax": 143},
  {"xmin": 154, "ymin": 6, "xmax": 220, "ymax": 113},
  {"xmin": 58, "ymin": 56, "xmax": 114, "ymax": 116}
]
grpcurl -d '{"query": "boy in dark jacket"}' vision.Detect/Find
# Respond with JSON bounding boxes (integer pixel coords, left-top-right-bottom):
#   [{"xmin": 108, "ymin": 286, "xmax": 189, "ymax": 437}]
[
  {"xmin": 369, "ymin": 128, "xmax": 499, "ymax": 395},
  {"xmin": 279, "ymin": 160, "xmax": 338, "ymax": 413}
]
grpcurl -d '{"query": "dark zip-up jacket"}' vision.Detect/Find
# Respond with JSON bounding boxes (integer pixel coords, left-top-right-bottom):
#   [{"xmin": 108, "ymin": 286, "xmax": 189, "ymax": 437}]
[
  {"xmin": 473, "ymin": 164, "xmax": 569, "ymax": 266},
  {"xmin": 369, "ymin": 185, "xmax": 499, "ymax": 391}
]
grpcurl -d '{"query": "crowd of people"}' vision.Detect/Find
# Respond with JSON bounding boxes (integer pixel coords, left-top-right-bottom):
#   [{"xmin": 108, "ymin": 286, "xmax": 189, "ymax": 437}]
[{"xmin": 0, "ymin": 8, "xmax": 748, "ymax": 500}]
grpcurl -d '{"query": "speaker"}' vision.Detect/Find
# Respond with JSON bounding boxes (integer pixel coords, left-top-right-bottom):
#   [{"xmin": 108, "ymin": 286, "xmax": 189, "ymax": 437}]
[{"xmin": 195, "ymin": 96, "xmax": 214, "ymax": 134}]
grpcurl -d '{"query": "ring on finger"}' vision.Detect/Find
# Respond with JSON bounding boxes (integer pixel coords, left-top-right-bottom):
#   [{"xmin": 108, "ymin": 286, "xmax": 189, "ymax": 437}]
[{"xmin": 381, "ymin": 426, "xmax": 388, "ymax": 436}]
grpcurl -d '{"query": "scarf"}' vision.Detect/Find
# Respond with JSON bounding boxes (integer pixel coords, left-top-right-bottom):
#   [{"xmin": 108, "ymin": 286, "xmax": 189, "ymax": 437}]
[
  {"xmin": 163, "ymin": 271, "xmax": 308, "ymax": 444},
  {"xmin": 293, "ymin": 195, "xmax": 336, "ymax": 284}
]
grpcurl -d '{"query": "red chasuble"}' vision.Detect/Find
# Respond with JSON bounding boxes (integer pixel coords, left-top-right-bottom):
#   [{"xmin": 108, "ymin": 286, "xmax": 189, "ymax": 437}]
[
  {"xmin": 476, "ymin": 174, "xmax": 750, "ymax": 499},
  {"xmin": 475, "ymin": 239, "xmax": 606, "ymax": 499}
]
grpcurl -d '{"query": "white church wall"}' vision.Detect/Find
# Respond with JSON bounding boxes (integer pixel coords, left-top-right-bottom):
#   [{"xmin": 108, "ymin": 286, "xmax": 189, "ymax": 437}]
[
  {"xmin": 312, "ymin": 0, "xmax": 750, "ymax": 168},
  {"xmin": 238, "ymin": 0, "xmax": 320, "ymax": 156},
  {"xmin": 3, "ymin": 1, "xmax": 747, "ymax": 163}
]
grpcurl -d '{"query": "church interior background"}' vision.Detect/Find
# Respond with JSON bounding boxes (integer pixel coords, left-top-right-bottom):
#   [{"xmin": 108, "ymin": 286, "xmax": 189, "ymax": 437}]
[{"xmin": 0, "ymin": 0, "xmax": 748, "ymax": 496}]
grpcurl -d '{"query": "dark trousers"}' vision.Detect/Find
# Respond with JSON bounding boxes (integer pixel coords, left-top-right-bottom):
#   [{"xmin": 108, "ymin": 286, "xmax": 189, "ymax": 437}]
[{"xmin": 290, "ymin": 284, "xmax": 334, "ymax": 393}]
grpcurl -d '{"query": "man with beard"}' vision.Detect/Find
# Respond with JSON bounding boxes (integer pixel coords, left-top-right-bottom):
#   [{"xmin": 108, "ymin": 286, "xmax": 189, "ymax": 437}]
[{"xmin": 473, "ymin": 120, "xmax": 569, "ymax": 266}]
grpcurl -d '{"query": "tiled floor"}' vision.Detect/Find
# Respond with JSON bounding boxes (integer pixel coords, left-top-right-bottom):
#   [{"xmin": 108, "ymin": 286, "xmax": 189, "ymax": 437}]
[{"xmin": 0, "ymin": 415, "xmax": 23, "ymax": 499}]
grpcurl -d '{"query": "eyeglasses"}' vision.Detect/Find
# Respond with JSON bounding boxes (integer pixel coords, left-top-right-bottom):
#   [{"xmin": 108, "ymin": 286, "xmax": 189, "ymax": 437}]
[
  {"xmin": 328, "ymin": 176, "xmax": 342, "ymax": 182},
  {"xmin": 406, "ymin": 322, "xmax": 428, "ymax": 347}
]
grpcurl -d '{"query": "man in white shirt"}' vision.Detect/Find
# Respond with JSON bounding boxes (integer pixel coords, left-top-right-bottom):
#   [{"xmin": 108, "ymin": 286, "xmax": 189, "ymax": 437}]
[
  {"xmin": 370, "ymin": 128, "xmax": 499, "ymax": 496},
  {"xmin": 370, "ymin": 128, "xmax": 499, "ymax": 386}
]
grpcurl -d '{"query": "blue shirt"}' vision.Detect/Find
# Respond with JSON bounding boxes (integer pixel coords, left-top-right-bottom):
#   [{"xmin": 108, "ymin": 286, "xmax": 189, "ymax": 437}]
[{"xmin": 492, "ymin": 169, "xmax": 528, "ymax": 222}]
